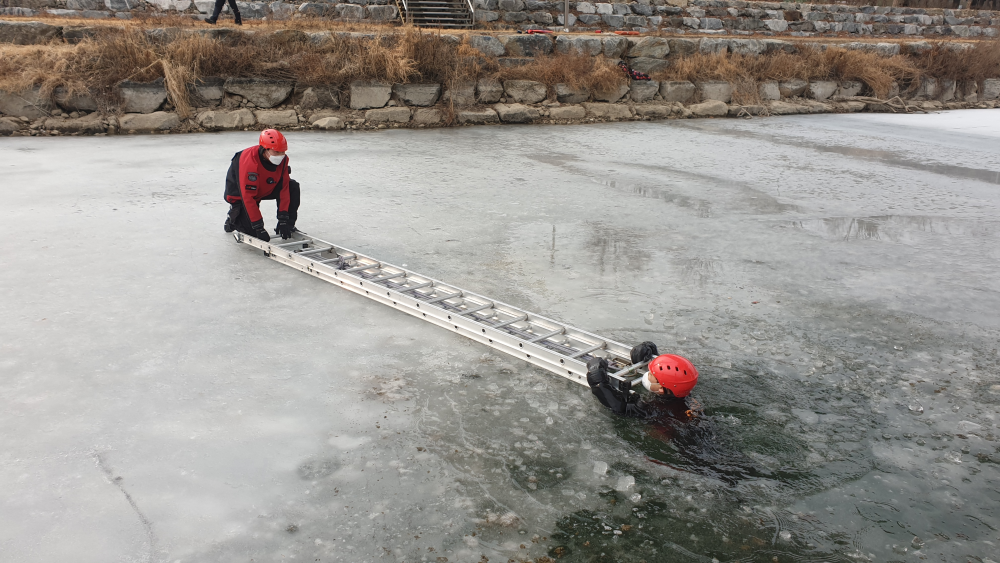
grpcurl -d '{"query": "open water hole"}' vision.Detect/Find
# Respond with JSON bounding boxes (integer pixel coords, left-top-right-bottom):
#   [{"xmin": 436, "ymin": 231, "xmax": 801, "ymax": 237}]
[{"xmin": 1, "ymin": 111, "xmax": 1000, "ymax": 563}]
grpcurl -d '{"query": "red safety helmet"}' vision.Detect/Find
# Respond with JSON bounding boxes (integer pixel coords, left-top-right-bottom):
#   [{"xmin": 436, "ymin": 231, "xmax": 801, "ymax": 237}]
[
  {"xmin": 648, "ymin": 354, "xmax": 699, "ymax": 398},
  {"xmin": 259, "ymin": 129, "xmax": 287, "ymax": 152}
]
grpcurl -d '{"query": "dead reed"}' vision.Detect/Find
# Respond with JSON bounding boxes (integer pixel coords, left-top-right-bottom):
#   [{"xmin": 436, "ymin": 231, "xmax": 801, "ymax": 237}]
[
  {"xmin": 0, "ymin": 26, "xmax": 997, "ymax": 113},
  {"xmin": 497, "ymin": 52, "xmax": 627, "ymax": 92},
  {"xmin": 653, "ymin": 46, "xmax": 928, "ymax": 99},
  {"xmin": 0, "ymin": 26, "xmax": 426, "ymax": 111},
  {"xmin": 910, "ymin": 40, "xmax": 1000, "ymax": 83}
]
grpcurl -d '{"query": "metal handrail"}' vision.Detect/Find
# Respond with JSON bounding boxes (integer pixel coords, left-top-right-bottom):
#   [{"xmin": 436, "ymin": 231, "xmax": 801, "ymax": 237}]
[
  {"xmin": 395, "ymin": 0, "xmax": 409, "ymax": 24},
  {"xmin": 396, "ymin": 0, "xmax": 475, "ymax": 27}
]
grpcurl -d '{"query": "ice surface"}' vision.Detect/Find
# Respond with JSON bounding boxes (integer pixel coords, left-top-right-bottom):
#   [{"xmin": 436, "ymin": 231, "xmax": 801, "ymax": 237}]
[
  {"xmin": 3, "ymin": 111, "xmax": 1000, "ymax": 562},
  {"xmin": 615, "ymin": 475, "xmax": 635, "ymax": 491}
]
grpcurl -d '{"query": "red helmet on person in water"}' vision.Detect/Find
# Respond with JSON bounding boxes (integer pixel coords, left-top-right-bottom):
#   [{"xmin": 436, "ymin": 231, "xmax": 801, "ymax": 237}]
[
  {"xmin": 647, "ymin": 354, "xmax": 699, "ymax": 398},
  {"xmin": 259, "ymin": 129, "xmax": 287, "ymax": 152}
]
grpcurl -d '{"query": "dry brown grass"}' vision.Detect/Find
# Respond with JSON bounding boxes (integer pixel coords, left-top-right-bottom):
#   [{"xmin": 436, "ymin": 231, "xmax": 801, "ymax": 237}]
[
  {"xmin": 653, "ymin": 46, "xmax": 924, "ymax": 99},
  {"xmin": 1, "ymin": 25, "xmax": 998, "ymax": 114},
  {"xmin": 498, "ymin": 52, "xmax": 627, "ymax": 91},
  {"xmin": 400, "ymin": 30, "xmax": 491, "ymax": 87},
  {"xmin": 911, "ymin": 40, "xmax": 1000, "ymax": 82},
  {"xmin": 0, "ymin": 26, "xmax": 426, "ymax": 111},
  {"xmin": 841, "ymin": 0, "xmax": 997, "ymax": 9}
]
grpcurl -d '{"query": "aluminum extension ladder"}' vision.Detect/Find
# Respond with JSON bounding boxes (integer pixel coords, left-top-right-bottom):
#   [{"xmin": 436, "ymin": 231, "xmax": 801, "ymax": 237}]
[{"xmin": 235, "ymin": 231, "xmax": 650, "ymax": 388}]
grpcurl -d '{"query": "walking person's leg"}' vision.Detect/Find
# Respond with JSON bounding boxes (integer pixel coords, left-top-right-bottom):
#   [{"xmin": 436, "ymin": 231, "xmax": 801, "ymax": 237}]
[
  {"xmin": 228, "ymin": 0, "xmax": 242, "ymax": 24},
  {"xmin": 206, "ymin": 0, "xmax": 226, "ymax": 23}
]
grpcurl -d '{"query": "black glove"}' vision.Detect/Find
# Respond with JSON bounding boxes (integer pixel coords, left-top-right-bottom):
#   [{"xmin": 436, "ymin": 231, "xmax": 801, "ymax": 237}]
[
  {"xmin": 275, "ymin": 212, "xmax": 293, "ymax": 240},
  {"xmin": 630, "ymin": 341, "xmax": 659, "ymax": 365},
  {"xmin": 250, "ymin": 220, "xmax": 270, "ymax": 242},
  {"xmin": 586, "ymin": 357, "xmax": 608, "ymax": 389}
]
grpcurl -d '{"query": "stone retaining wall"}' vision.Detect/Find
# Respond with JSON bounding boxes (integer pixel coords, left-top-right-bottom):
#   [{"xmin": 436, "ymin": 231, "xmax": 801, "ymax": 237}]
[
  {"xmin": 3, "ymin": 14, "xmax": 999, "ymax": 136},
  {"xmin": 0, "ymin": 19, "xmax": 986, "ymax": 70},
  {"xmin": 3, "ymin": 74, "xmax": 1000, "ymax": 136},
  {"xmin": 0, "ymin": 19, "xmax": 989, "ymax": 79},
  {"xmin": 2, "ymin": 0, "xmax": 1000, "ymax": 38}
]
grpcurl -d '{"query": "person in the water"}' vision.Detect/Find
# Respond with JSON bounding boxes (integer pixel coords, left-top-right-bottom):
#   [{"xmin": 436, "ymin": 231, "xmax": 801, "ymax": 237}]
[
  {"xmin": 590, "ymin": 344, "xmax": 790, "ymax": 485},
  {"xmin": 639, "ymin": 353, "xmax": 699, "ymax": 399},
  {"xmin": 587, "ymin": 342, "xmax": 699, "ymax": 418}
]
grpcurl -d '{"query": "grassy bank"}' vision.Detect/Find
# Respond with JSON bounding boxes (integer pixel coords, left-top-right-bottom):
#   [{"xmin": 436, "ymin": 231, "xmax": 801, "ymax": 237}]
[
  {"xmin": 1, "ymin": 23, "xmax": 999, "ymax": 115},
  {"xmin": 656, "ymin": 43, "xmax": 1000, "ymax": 101}
]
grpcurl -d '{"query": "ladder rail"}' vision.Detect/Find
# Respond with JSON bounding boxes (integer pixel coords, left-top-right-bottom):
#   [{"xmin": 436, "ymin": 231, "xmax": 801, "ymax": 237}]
[{"xmin": 239, "ymin": 231, "xmax": 635, "ymax": 386}]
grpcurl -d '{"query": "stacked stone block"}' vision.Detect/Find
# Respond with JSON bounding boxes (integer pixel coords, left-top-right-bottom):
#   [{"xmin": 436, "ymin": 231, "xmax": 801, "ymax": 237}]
[
  {"xmin": 3, "ymin": 25, "xmax": 1000, "ymax": 136},
  {"xmin": 2, "ymin": 0, "xmax": 1000, "ymax": 37}
]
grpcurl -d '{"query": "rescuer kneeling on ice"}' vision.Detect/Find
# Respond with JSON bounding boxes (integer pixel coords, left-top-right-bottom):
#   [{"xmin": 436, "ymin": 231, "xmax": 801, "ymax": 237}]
[
  {"xmin": 223, "ymin": 129, "xmax": 300, "ymax": 241},
  {"xmin": 587, "ymin": 342, "xmax": 699, "ymax": 417}
]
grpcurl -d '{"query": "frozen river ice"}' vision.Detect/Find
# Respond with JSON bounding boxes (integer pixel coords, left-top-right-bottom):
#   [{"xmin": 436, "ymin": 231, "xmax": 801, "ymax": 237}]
[{"xmin": 2, "ymin": 111, "xmax": 1000, "ymax": 563}]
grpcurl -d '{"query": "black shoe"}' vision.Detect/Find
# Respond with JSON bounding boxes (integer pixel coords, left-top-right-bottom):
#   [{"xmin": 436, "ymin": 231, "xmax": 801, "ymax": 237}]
[
  {"xmin": 205, "ymin": 16, "xmax": 217, "ymax": 24},
  {"xmin": 234, "ymin": 14, "xmax": 242, "ymax": 25},
  {"xmin": 224, "ymin": 220, "xmax": 234, "ymax": 233}
]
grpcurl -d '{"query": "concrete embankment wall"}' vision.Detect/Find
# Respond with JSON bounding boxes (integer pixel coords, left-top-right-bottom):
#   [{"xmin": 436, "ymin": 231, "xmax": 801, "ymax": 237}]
[{"xmin": 2, "ymin": 0, "xmax": 1000, "ymax": 39}]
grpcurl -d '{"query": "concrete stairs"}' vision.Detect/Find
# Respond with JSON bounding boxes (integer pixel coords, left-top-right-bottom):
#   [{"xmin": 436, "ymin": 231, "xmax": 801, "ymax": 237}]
[{"xmin": 401, "ymin": 0, "xmax": 473, "ymax": 29}]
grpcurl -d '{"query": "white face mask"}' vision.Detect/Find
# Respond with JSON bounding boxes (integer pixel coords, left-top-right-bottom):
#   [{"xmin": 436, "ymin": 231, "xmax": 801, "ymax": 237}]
[
  {"xmin": 642, "ymin": 371, "xmax": 656, "ymax": 392},
  {"xmin": 268, "ymin": 154, "xmax": 285, "ymax": 165}
]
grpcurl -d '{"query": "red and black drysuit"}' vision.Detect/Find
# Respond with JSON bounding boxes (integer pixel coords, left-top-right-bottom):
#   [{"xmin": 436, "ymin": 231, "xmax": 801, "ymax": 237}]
[
  {"xmin": 586, "ymin": 342, "xmax": 662, "ymax": 418},
  {"xmin": 223, "ymin": 145, "xmax": 300, "ymax": 237},
  {"xmin": 587, "ymin": 357, "xmax": 647, "ymax": 417}
]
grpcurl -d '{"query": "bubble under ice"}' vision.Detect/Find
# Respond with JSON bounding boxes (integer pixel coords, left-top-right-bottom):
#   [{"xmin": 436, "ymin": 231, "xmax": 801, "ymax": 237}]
[{"xmin": 1, "ymin": 111, "xmax": 1000, "ymax": 562}]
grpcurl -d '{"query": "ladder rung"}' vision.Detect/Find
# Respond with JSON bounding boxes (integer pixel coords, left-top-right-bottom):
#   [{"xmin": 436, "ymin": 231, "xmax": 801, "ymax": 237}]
[
  {"xmin": 528, "ymin": 327, "xmax": 564, "ymax": 343},
  {"xmin": 610, "ymin": 361, "xmax": 647, "ymax": 379},
  {"xmin": 426, "ymin": 291, "xmax": 462, "ymax": 304},
  {"xmin": 275, "ymin": 239, "xmax": 312, "ymax": 247},
  {"xmin": 318, "ymin": 256, "xmax": 343, "ymax": 264},
  {"xmin": 458, "ymin": 302, "xmax": 493, "ymax": 316},
  {"xmin": 569, "ymin": 341, "xmax": 606, "ymax": 359},
  {"xmin": 403, "ymin": 281, "xmax": 433, "ymax": 292},
  {"xmin": 297, "ymin": 246, "xmax": 333, "ymax": 256},
  {"xmin": 344, "ymin": 262, "xmax": 380, "ymax": 273},
  {"xmin": 375, "ymin": 272, "xmax": 406, "ymax": 282},
  {"xmin": 490, "ymin": 314, "xmax": 527, "ymax": 329}
]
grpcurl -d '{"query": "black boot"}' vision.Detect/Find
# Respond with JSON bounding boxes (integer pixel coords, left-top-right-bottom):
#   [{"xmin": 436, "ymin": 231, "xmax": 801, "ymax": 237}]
[
  {"xmin": 205, "ymin": 16, "xmax": 217, "ymax": 24},
  {"xmin": 234, "ymin": 11, "xmax": 242, "ymax": 25},
  {"xmin": 225, "ymin": 203, "xmax": 242, "ymax": 233}
]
